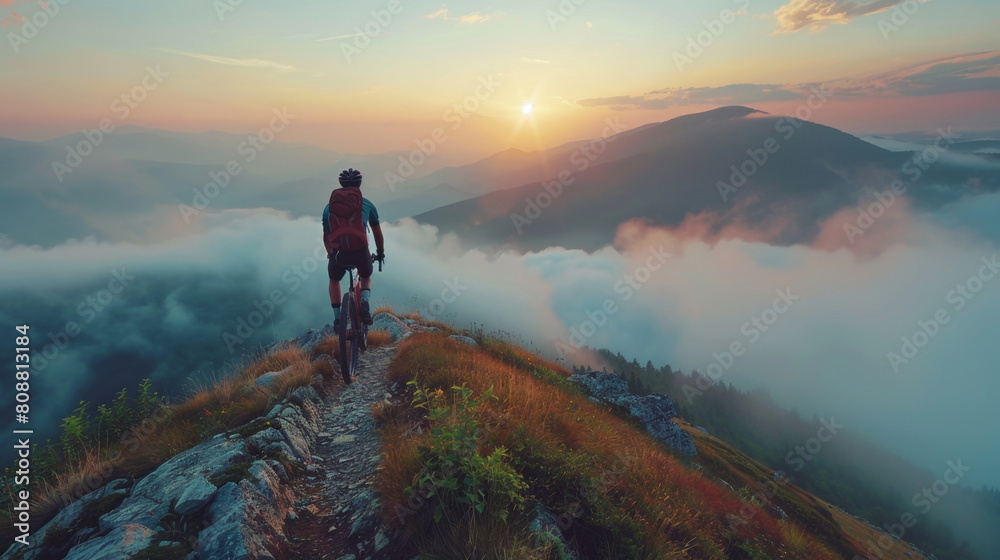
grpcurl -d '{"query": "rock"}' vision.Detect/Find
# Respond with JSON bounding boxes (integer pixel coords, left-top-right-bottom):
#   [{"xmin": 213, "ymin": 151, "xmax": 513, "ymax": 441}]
[
  {"xmin": 371, "ymin": 312, "xmax": 410, "ymax": 341},
  {"xmin": 255, "ymin": 366, "xmax": 293, "ymax": 389},
  {"xmin": 528, "ymin": 504, "xmax": 578, "ymax": 559},
  {"xmin": 294, "ymin": 324, "xmax": 338, "ymax": 353},
  {"xmin": 768, "ymin": 505, "xmax": 788, "ymax": 520},
  {"xmin": 62, "ymin": 524, "xmax": 156, "ymax": 560},
  {"xmin": 374, "ymin": 529, "xmax": 390, "ymax": 552},
  {"xmin": 1, "ymin": 479, "xmax": 130, "ymax": 560},
  {"xmin": 568, "ymin": 371, "xmax": 696, "ymax": 456},
  {"xmin": 197, "ymin": 475, "xmax": 290, "ymax": 560},
  {"xmin": 348, "ymin": 489, "xmax": 379, "ymax": 538},
  {"xmin": 100, "ymin": 437, "xmax": 248, "ymax": 533},
  {"xmin": 174, "ymin": 477, "xmax": 218, "ymax": 516},
  {"xmin": 449, "ymin": 335, "xmax": 479, "ymax": 347},
  {"xmin": 99, "ymin": 496, "xmax": 167, "ymax": 533}
]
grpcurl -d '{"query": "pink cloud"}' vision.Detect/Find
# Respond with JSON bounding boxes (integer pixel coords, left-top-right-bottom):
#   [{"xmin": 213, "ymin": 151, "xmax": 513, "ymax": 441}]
[{"xmin": 0, "ymin": 11, "xmax": 24, "ymax": 26}]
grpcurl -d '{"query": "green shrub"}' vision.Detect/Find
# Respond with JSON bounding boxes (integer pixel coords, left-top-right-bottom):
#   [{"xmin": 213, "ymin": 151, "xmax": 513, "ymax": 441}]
[{"xmin": 408, "ymin": 382, "xmax": 527, "ymax": 523}]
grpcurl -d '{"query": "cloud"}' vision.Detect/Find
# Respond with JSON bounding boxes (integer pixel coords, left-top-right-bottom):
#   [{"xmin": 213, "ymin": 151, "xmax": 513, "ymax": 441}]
[
  {"xmin": 316, "ymin": 33, "xmax": 364, "ymax": 42},
  {"xmin": 0, "ymin": 11, "xmax": 22, "ymax": 26},
  {"xmin": 578, "ymin": 84, "xmax": 803, "ymax": 110},
  {"xmin": 521, "ymin": 57, "xmax": 551, "ymax": 64},
  {"xmin": 3, "ymin": 200, "xmax": 1000, "ymax": 493},
  {"xmin": 773, "ymin": 0, "xmax": 924, "ymax": 33},
  {"xmin": 158, "ymin": 49, "xmax": 298, "ymax": 72},
  {"xmin": 423, "ymin": 7, "xmax": 491, "ymax": 23},
  {"xmin": 577, "ymin": 51, "xmax": 1000, "ymax": 110}
]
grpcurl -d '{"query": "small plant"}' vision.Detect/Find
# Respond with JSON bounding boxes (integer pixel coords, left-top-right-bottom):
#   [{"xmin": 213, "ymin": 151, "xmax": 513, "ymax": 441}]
[
  {"xmin": 59, "ymin": 401, "xmax": 95, "ymax": 462},
  {"xmin": 407, "ymin": 381, "xmax": 527, "ymax": 523}
]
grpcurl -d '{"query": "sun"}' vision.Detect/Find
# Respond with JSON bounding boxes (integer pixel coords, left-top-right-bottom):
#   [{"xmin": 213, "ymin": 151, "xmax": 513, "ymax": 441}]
[{"xmin": 521, "ymin": 103, "xmax": 534, "ymax": 115}]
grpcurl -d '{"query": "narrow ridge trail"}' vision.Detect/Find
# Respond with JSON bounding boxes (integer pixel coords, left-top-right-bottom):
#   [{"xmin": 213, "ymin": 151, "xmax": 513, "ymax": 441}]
[{"xmin": 285, "ymin": 345, "xmax": 401, "ymax": 560}]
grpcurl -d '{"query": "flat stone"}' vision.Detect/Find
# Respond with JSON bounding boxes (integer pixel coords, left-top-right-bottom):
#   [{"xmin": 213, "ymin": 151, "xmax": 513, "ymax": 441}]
[
  {"xmin": 256, "ymin": 366, "xmax": 293, "ymax": 389},
  {"xmin": 174, "ymin": 477, "xmax": 218, "ymax": 516},
  {"xmin": 63, "ymin": 524, "xmax": 156, "ymax": 560},
  {"xmin": 332, "ymin": 435, "xmax": 356, "ymax": 444},
  {"xmin": 449, "ymin": 335, "xmax": 479, "ymax": 347}
]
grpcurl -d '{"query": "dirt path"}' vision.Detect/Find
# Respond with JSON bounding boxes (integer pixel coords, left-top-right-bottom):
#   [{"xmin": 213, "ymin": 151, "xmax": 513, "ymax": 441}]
[{"xmin": 285, "ymin": 345, "xmax": 399, "ymax": 560}]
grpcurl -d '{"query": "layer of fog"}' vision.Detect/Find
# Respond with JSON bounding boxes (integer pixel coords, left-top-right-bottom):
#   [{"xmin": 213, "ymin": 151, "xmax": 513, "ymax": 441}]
[{"xmin": 2, "ymin": 200, "xmax": 998, "ymax": 497}]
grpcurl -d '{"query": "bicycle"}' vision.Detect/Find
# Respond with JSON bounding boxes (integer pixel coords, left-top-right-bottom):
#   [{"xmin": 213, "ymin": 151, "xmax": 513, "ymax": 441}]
[{"xmin": 337, "ymin": 254, "xmax": 382, "ymax": 384}]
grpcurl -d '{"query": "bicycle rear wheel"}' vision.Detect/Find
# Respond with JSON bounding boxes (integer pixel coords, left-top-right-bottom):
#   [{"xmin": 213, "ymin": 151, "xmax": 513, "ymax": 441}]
[{"xmin": 339, "ymin": 292, "xmax": 356, "ymax": 384}]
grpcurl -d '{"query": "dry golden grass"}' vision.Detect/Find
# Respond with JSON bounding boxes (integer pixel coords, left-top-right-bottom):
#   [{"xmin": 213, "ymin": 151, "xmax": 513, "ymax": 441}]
[
  {"xmin": 312, "ymin": 335, "xmax": 341, "ymax": 359},
  {"xmin": 378, "ymin": 333, "xmax": 841, "ymax": 559},
  {"xmin": 372, "ymin": 304, "xmax": 395, "ymax": 317},
  {"xmin": 366, "ymin": 330, "xmax": 393, "ymax": 348}
]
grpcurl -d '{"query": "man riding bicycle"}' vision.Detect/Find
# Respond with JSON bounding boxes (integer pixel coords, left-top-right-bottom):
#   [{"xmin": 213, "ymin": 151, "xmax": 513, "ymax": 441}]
[{"xmin": 324, "ymin": 168, "xmax": 385, "ymax": 329}]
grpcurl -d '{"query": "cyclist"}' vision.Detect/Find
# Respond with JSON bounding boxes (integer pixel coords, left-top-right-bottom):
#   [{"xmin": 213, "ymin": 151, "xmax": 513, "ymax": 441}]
[{"xmin": 323, "ymin": 168, "xmax": 385, "ymax": 329}]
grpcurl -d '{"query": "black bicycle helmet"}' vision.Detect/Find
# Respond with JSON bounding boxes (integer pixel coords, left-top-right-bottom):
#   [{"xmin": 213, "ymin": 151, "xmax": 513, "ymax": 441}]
[{"xmin": 339, "ymin": 168, "xmax": 363, "ymax": 187}]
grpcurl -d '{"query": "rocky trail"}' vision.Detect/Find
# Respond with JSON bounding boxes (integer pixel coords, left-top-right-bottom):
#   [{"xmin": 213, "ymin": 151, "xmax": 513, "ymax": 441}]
[{"xmin": 285, "ymin": 345, "xmax": 400, "ymax": 560}]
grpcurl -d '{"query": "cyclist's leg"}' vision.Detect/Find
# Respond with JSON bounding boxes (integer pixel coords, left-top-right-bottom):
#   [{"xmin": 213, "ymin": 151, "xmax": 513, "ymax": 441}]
[
  {"xmin": 328, "ymin": 253, "xmax": 347, "ymax": 327},
  {"xmin": 353, "ymin": 250, "xmax": 375, "ymax": 324}
]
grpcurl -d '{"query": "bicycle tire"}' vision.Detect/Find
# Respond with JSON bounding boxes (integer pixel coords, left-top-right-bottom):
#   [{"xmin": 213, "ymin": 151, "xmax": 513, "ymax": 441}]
[
  {"xmin": 339, "ymin": 291, "xmax": 355, "ymax": 384},
  {"xmin": 350, "ymin": 295, "xmax": 361, "ymax": 375}
]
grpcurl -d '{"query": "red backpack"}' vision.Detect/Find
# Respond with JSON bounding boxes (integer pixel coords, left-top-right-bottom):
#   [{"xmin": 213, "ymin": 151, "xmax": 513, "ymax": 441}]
[{"xmin": 325, "ymin": 187, "xmax": 369, "ymax": 253}]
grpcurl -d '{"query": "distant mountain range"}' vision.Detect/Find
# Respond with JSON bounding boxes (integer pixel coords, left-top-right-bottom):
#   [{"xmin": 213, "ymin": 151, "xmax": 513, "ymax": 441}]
[
  {"xmin": 4, "ymin": 108, "xmax": 999, "ymax": 250},
  {"xmin": 414, "ymin": 106, "xmax": 1000, "ymax": 252},
  {"xmin": 0, "ymin": 127, "xmax": 421, "ymax": 246}
]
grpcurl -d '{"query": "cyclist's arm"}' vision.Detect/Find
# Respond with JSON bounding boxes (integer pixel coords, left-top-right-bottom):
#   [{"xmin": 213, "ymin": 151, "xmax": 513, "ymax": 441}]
[{"xmin": 372, "ymin": 222, "xmax": 385, "ymax": 255}]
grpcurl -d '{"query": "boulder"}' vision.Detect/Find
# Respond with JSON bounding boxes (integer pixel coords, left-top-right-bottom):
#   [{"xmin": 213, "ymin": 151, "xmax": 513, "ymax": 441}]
[
  {"xmin": 371, "ymin": 313, "xmax": 410, "ymax": 341},
  {"xmin": 62, "ymin": 524, "xmax": 156, "ymax": 560},
  {"xmin": 174, "ymin": 477, "xmax": 218, "ymax": 516},
  {"xmin": 0, "ymin": 479, "xmax": 129, "ymax": 560},
  {"xmin": 568, "ymin": 371, "xmax": 696, "ymax": 456},
  {"xmin": 255, "ymin": 366, "xmax": 293, "ymax": 389},
  {"xmin": 449, "ymin": 335, "xmax": 479, "ymax": 347},
  {"xmin": 100, "ymin": 437, "xmax": 248, "ymax": 533},
  {"xmin": 528, "ymin": 504, "xmax": 578, "ymax": 559},
  {"xmin": 197, "ymin": 463, "xmax": 292, "ymax": 560},
  {"xmin": 293, "ymin": 324, "xmax": 338, "ymax": 353}
]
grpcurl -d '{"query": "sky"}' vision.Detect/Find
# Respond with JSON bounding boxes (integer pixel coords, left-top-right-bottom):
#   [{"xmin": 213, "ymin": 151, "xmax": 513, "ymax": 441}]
[
  {"xmin": 2, "ymin": 1, "xmax": 1000, "ymax": 551},
  {"xmin": 1, "ymin": 0, "xmax": 999, "ymax": 160}
]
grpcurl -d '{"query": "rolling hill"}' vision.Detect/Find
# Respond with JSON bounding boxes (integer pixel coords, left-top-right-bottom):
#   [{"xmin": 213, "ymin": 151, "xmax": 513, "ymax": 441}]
[{"xmin": 413, "ymin": 106, "xmax": 1000, "ymax": 252}]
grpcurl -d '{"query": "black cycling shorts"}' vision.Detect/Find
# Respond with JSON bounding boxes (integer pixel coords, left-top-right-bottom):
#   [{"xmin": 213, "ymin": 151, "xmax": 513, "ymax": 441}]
[{"xmin": 328, "ymin": 249, "xmax": 373, "ymax": 281}]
